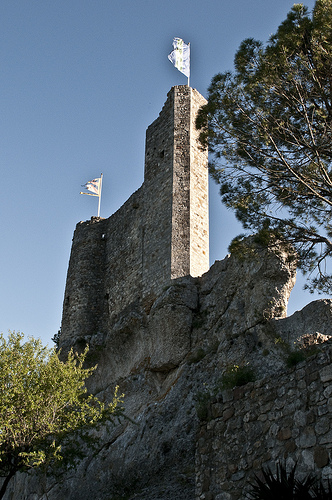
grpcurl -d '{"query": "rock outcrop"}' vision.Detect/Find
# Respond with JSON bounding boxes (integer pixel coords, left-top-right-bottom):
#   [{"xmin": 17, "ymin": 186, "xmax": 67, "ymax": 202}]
[{"xmin": 4, "ymin": 242, "xmax": 332, "ymax": 500}]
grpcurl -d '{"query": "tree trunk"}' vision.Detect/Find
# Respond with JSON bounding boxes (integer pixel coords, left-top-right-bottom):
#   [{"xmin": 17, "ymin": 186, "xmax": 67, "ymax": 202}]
[{"xmin": 0, "ymin": 468, "xmax": 16, "ymax": 500}]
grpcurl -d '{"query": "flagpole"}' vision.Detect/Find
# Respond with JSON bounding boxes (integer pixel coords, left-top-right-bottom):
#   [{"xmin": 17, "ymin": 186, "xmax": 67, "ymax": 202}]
[
  {"xmin": 188, "ymin": 42, "xmax": 190, "ymax": 87},
  {"xmin": 97, "ymin": 173, "xmax": 103, "ymax": 217}
]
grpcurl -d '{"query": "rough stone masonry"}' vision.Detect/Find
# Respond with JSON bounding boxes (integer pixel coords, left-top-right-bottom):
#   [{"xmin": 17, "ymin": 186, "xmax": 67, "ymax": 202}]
[
  {"xmin": 3, "ymin": 86, "xmax": 332, "ymax": 500},
  {"xmin": 59, "ymin": 85, "xmax": 209, "ymax": 354}
]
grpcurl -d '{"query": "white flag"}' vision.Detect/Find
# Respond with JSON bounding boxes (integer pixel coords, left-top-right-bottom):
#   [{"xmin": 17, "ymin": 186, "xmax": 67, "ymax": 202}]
[
  {"xmin": 80, "ymin": 177, "xmax": 101, "ymax": 197},
  {"xmin": 168, "ymin": 37, "xmax": 190, "ymax": 78},
  {"xmin": 80, "ymin": 173, "xmax": 103, "ymax": 217}
]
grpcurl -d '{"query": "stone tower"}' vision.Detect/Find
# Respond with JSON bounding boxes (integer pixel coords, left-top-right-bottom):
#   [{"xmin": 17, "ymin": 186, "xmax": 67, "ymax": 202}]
[
  {"xmin": 142, "ymin": 85, "xmax": 209, "ymax": 299},
  {"xmin": 60, "ymin": 86, "xmax": 208, "ymax": 347}
]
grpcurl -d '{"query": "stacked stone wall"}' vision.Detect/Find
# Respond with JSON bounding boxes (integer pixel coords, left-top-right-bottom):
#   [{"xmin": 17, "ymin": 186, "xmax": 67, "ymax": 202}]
[
  {"xmin": 142, "ymin": 88, "xmax": 175, "ymax": 301},
  {"xmin": 60, "ymin": 86, "xmax": 208, "ymax": 349},
  {"xmin": 60, "ymin": 216, "xmax": 109, "ymax": 344},
  {"xmin": 104, "ymin": 189, "xmax": 144, "ymax": 326},
  {"xmin": 189, "ymin": 88, "xmax": 209, "ymax": 277},
  {"xmin": 196, "ymin": 343, "xmax": 332, "ymax": 500},
  {"xmin": 170, "ymin": 86, "xmax": 191, "ymax": 279},
  {"xmin": 61, "ymin": 190, "xmax": 144, "ymax": 346}
]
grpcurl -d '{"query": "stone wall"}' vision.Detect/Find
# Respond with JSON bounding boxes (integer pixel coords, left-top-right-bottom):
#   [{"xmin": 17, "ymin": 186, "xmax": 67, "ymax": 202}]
[
  {"xmin": 60, "ymin": 190, "xmax": 144, "ymax": 347},
  {"xmin": 196, "ymin": 343, "xmax": 332, "ymax": 500},
  {"xmin": 189, "ymin": 87, "xmax": 209, "ymax": 277},
  {"xmin": 60, "ymin": 86, "xmax": 208, "ymax": 350},
  {"xmin": 60, "ymin": 216, "xmax": 109, "ymax": 344}
]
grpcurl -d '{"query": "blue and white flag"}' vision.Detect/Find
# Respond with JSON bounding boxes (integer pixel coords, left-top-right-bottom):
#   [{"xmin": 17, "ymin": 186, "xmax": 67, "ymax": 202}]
[
  {"xmin": 168, "ymin": 37, "xmax": 190, "ymax": 78},
  {"xmin": 80, "ymin": 177, "xmax": 101, "ymax": 197},
  {"xmin": 80, "ymin": 173, "xmax": 103, "ymax": 217}
]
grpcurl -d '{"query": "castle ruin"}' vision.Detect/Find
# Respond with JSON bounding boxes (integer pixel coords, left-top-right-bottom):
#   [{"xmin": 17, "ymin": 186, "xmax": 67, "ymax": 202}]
[
  {"xmin": 5, "ymin": 86, "xmax": 332, "ymax": 500},
  {"xmin": 60, "ymin": 85, "xmax": 209, "ymax": 348}
]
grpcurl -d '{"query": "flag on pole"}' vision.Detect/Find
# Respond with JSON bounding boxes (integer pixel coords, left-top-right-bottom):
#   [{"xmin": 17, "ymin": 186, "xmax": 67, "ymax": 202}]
[
  {"xmin": 168, "ymin": 37, "xmax": 190, "ymax": 79},
  {"xmin": 80, "ymin": 177, "xmax": 101, "ymax": 197},
  {"xmin": 80, "ymin": 174, "xmax": 103, "ymax": 217}
]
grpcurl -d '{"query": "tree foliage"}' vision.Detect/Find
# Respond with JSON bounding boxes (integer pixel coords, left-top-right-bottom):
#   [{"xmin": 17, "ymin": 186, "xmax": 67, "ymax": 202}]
[
  {"xmin": 0, "ymin": 331, "xmax": 123, "ymax": 499},
  {"xmin": 197, "ymin": 0, "xmax": 332, "ymax": 293}
]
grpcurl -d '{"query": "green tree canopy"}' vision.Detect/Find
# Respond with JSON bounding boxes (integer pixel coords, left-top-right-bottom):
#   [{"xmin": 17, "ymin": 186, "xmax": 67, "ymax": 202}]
[
  {"xmin": 197, "ymin": 0, "xmax": 332, "ymax": 293},
  {"xmin": 0, "ymin": 331, "xmax": 123, "ymax": 499}
]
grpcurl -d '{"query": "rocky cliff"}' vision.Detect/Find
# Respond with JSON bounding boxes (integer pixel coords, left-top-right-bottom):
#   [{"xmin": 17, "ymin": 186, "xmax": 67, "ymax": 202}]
[{"xmin": 4, "ymin": 241, "xmax": 332, "ymax": 500}]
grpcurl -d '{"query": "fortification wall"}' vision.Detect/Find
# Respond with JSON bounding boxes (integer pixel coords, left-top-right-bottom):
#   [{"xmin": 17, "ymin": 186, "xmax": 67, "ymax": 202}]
[
  {"xmin": 60, "ymin": 216, "xmax": 109, "ymax": 343},
  {"xmin": 143, "ymin": 85, "xmax": 209, "ymax": 299},
  {"xmin": 196, "ymin": 344, "xmax": 332, "ymax": 499},
  {"xmin": 60, "ymin": 189, "xmax": 144, "ymax": 346},
  {"xmin": 189, "ymin": 88, "xmax": 209, "ymax": 277},
  {"xmin": 142, "ymin": 88, "xmax": 175, "ymax": 301},
  {"xmin": 60, "ymin": 86, "xmax": 208, "ymax": 349}
]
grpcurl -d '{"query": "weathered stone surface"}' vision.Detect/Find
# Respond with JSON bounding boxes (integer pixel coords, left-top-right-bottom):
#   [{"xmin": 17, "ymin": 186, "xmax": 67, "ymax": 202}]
[
  {"xmin": 320, "ymin": 363, "xmax": 332, "ymax": 382},
  {"xmin": 314, "ymin": 446, "xmax": 329, "ymax": 467},
  {"xmin": 272, "ymin": 299, "xmax": 332, "ymax": 347},
  {"xmin": 4, "ymin": 86, "xmax": 332, "ymax": 500},
  {"xmin": 4, "ymin": 242, "xmax": 332, "ymax": 500},
  {"xmin": 60, "ymin": 86, "xmax": 208, "ymax": 355},
  {"xmin": 196, "ymin": 342, "xmax": 332, "ymax": 500}
]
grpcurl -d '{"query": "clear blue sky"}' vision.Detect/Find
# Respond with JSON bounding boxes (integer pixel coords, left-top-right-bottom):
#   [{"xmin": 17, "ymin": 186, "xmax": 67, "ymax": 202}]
[{"xmin": 1, "ymin": 0, "xmax": 320, "ymax": 346}]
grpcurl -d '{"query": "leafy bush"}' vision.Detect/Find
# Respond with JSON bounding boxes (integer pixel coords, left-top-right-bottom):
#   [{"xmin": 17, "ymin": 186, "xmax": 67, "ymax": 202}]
[
  {"xmin": 194, "ymin": 390, "xmax": 211, "ymax": 421},
  {"xmin": 0, "ymin": 331, "xmax": 124, "ymax": 499},
  {"xmin": 221, "ymin": 364, "xmax": 256, "ymax": 389},
  {"xmin": 286, "ymin": 350, "xmax": 307, "ymax": 368}
]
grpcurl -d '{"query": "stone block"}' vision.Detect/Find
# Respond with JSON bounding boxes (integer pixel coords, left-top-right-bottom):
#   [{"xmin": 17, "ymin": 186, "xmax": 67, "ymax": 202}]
[
  {"xmin": 314, "ymin": 446, "xmax": 329, "ymax": 468},
  {"xmin": 297, "ymin": 426, "xmax": 317, "ymax": 448},
  {"xmin": 320, "ymin": 364, "xmax": 332, "ymax": 382},
  {"xmin": 277, "ymin": 428, "xmax": 292, "ymax": 441}
]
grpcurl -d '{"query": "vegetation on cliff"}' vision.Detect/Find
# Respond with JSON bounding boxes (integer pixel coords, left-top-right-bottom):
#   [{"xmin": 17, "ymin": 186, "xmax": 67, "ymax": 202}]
[
  {"xmin": 0, "ymin": 331, "xmax": 123, "ymax": 499},
  {"xmin": 197, "ymin": 0, "xmax": 332, "ymax": 294}
]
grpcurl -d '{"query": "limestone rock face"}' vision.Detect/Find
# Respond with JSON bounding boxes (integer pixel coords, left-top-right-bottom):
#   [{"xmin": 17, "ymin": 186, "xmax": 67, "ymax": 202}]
[
  {"xmin": 4, "ymin": 245, "xmax": 332, "ymax": 500},
  {"xmin": 272, "ymin": 299, "xmax": 332, "ymax": 347},
  {"xmin": 148, "ymin": 280, "xmax": 198, "ymax": 370}
]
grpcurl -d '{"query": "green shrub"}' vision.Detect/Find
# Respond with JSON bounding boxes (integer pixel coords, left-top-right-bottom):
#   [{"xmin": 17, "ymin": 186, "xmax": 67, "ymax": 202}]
[
  {"xmin": 221, "ymin": 364, "xmax": 256, "ymax": 389},
  {"xmin": 286, "ymin": 350, "xmax": 306, "ymax": 368},
  {"xmin": 194, "ymin": 390, "xmax": 211, "ymax": 421}
]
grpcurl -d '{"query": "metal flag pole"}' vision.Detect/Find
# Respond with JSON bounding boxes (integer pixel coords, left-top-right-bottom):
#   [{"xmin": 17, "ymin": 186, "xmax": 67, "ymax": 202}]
[
  {"xmin": 97, "ymin": 173, "xmax": 103, "ymax": 217},
  {"xmin": 188, "ymin": 42, "xmax": 190, "ymax": 87}
]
